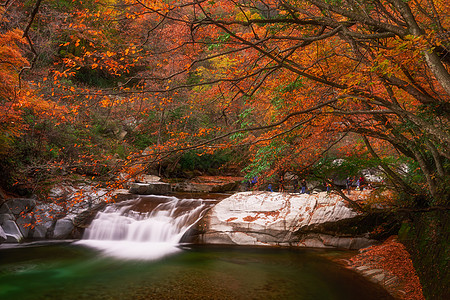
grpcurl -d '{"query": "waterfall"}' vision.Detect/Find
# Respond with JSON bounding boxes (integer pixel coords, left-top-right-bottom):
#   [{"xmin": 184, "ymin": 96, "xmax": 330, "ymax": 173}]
[{"xmin": 75, "ymin": 195, "xmax": 211, "ymax": 260}]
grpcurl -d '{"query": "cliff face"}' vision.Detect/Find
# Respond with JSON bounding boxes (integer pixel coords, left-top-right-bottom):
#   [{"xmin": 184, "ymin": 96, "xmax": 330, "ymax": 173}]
[{"xmin": 192, "ymin": 191, "xmax": 378, "ymax": 249}]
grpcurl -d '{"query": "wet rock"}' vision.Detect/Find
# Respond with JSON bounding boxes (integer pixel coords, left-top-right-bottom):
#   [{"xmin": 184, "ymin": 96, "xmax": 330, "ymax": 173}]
[
  {"xmin": 27, "ymin": 203, "xmax": 62, "ymax": 239},
  {"xmin": 0, "ymin": 226, "xmax": 6, "ymax": 243},
  {"xmin": 111, "ymin": 189, "xmax": 136, "ymax": 202},
  {"xmin": 52, "ymin": 218, "xmax": 74, "ymax": 239},
  {"xmin": 0, "ymin": 213, "xmax": 13, "ymax": 224},
  {"xmin": 16, "ymin": 215, "xmax": 33, "ymax": 237},
  {"xmin": 73, "ymin": 202, "xmax": 107, "ymax": 229},
  {"xmin": 1, "ymin": 220, "xmax": 24, "ymax": 242},
  {"xmin": 0, "ymin": 204, "xmax": 12, "ymax": 214},
  {"xmin": 3, "ymin": 198, "xmax": 36, "ymax": 216},
  {"xmin": 129, "ymin": 182, "xmax": 171, "ymax": 195},
  {"xmin": 32, "ymin": 221, "xmax": 54, "ymax": 239}
]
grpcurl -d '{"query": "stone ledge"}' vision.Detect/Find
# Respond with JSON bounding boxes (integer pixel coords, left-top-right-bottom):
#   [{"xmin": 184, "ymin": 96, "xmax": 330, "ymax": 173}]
[{"xmin": 129, "ymin": 182, "xmax": 172, "ymax": 195}]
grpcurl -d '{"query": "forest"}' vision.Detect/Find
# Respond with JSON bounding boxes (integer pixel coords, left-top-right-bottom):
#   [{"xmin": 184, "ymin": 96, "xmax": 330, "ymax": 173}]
[{"xmin": 0, "ymin": 0, "xmax": 448, "ymax": 298}]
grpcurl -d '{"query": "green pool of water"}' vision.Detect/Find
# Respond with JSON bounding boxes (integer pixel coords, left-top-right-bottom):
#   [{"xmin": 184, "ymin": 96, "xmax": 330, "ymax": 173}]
[{"xmin": 0, "ymin": 242, "xmax": 393, "ymax": 300}]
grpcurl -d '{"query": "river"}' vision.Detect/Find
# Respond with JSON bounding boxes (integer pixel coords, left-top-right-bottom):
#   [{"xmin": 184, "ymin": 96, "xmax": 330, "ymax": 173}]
[{"xmin": 0, "ymin": 194, "xmax": 393, "ymax": 299}]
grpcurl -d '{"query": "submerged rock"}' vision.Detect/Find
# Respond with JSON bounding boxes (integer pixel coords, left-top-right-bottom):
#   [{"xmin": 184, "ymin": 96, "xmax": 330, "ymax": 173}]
[{"xmin": 194, "ymin": 191, "xmax": 378, "ymax": 249}]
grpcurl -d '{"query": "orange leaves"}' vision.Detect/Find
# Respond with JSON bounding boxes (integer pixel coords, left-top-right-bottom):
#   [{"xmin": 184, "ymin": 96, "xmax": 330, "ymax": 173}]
[
  {"xmin": 349, "ymin": 236, "xmax": 425, "ymax": 300},
  {"xmin": 0, "ymin": 29, "xmax": 29, "ymax": 98}
]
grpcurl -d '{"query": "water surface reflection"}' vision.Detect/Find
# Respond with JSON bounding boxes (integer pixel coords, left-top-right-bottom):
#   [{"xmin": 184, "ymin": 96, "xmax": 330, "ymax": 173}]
[{"xmin": 0, "ymin": 243, "xmax": 393, "ymax": 299}]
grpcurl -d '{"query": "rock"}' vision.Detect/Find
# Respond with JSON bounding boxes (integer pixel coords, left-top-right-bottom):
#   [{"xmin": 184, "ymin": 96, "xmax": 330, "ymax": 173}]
[
  {"xmin": 0, "ymin": 226, "xmax": 6, "ymax": 243},
  {"xmin": 137, "ymin": 175, "xmax": 161, "ymax": 183},
  {"xmin": 1, "ymin": 220, "xmax": 24, "ymax": 242},
  {"xmin": 52, "ymin": 218, "xmax": 74, "ymax": 239},
  {"xmin": 295, "ymin": 234, "xmax": 376, "ymax": 249},
  {"xmin": 111, "ymin": 189, "xmax": 136, "ymax": 202},
  {"xmin": 73, "ymin": 202, "xmax": 107, "ymax": 228},
  {"xmin": 172, "ymin": 176, "xmax": 243, "ymax": 193},
  {"xmin": 16, "ymin": 215, "xmax": 33, "ymax": 237},
  {"xmin": 27, "ymin": 203, "xmax": 63, "ymax": 239},
  {"xmin": 129, "ymin": 182, "xmax": 171, "ymax": 195},
  {"xmin": 0, "ymin": 213, "xmax": 14, "ymax": 224},
  {"xmin": 361, "ymin": 168, "xmax": 384, "ymax": 183},
  {"xmin": 0, "ymin": 204, "xmax": 12, "ymax": 214},
  {"xmin": 32, "ymin": 221, "xmax": 53, "ymax": 239},
  {"xmin": 3, "ymin": 198, "xmax": 36, "ymax": 216},
  {"xmin": 195, "ymin": 191, "xmax": 377, "ymax": 249}
]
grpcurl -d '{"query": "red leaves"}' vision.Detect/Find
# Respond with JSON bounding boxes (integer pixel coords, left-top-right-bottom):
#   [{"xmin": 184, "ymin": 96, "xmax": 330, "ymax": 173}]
[{"xmin": 349, "ymin": 236, "xmax": 425, "ymax": 300}]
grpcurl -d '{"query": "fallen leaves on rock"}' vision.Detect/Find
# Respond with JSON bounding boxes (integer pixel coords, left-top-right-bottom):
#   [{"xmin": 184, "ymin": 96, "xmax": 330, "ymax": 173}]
[{"xmin": 348, "ymin": 235, "xmax": 425, "ymax": 300}]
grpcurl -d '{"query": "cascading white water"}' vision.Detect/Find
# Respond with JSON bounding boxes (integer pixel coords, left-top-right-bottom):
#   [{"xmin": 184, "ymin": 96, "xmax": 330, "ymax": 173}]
[{"xmin": 75, "ymin": 195, "xmax": 211, "ymax": 260}]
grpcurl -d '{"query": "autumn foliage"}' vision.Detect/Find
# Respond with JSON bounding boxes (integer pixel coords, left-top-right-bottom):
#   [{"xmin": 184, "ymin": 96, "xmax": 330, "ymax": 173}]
[
  {"xmin": 0, "ymin": 1, "xmax": 449, "ymax": 207},
  {"xmin": 349, "ymin": 236, "xmax": 425, "ymax": 300},
  {"xmin": 0, "ymin": 2, "xmax": 448, "ymax": 298}
]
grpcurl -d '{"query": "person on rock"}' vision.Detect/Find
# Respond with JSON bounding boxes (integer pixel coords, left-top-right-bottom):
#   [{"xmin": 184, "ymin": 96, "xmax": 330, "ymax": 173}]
[
  {"xmin": 346, "ymin": 177, "xmax": 353, "ymax": 194},
  {"xmin": 301, "ymin": 179, "xmax": 307, "ymax": 194}
]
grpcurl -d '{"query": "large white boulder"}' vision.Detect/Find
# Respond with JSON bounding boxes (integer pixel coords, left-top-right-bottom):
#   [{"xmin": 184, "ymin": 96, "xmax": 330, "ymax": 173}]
[{"xmin": 198, "ymin": 191, "xmax": 376, "ymax": 249}]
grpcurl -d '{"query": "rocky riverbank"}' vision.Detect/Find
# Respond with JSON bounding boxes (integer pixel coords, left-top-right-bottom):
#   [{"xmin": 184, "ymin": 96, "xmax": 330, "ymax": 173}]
[
  {"xmin": 1, "ymin": 185, "xmax": 425, "ymax": 298},
  {"xmin": 340, "ymin": 236, "xmax": 425, "ymax": 300}
]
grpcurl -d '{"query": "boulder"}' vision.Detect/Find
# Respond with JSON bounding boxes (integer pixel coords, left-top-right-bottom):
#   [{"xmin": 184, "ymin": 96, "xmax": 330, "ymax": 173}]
[
  {"xmin": 1, "ymin": 220, "xmax": 24, "ymax": 243},
  {"xmin": 0, "ymin": 204, "xmax": 12, "ymax": 214},
  {"xmin": 52, "ymin": 218, "xmax": 74, "ymax": 239},
  {"xmin": 32, "ymin": 221, "xmax": 54, "ymax": 239},
  {"xmin": 0, "ymin": 226, "xmax": 6, "ymax": 243},
  {"xmin": 137, "ymin": 175, "xmax": 161, "ymax": 183},
  {"xmin": 111, "ymin": 189, "xmax": 136, "ymax": 202},
  {"xmin": 3, "ymin": 198, "xmax": 36, "ymax": 216},
  {"xmin": 0, "ymin": 213, "xmax": 13, "ymax": 224},
  {"xmin": 16, "ymin": 215, "xmax": 33, "ymax": 237},
  {"xmin": 129, "ymin": 182, "xmax": 171, "ymax": 195},
  {"xmin": 195, "ymin": 191, "xmax": 377, "ymax": 249},
  {"xmin": 27, "ymin": 203, "xmax": 62, "ymax": 239}
]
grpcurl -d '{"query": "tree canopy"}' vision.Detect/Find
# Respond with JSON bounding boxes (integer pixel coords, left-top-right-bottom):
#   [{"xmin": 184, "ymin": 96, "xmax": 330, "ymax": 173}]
[{"xmin": 0, "ymin": 0, "xmax": 449, "ymax": 208}]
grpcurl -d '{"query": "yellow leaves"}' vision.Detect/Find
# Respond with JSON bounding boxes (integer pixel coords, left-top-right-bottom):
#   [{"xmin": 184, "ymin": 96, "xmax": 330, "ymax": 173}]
[
  {"xmin": 235, "ymin": 9, "xmax": 260, "ymax": 22},
  {"xmin": 91, "ymin": 63, "xmax": 98, "ymax": 69}
]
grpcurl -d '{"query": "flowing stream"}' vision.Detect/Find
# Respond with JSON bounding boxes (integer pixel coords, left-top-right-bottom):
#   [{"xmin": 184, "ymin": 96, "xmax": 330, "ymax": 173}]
[
  {"xmin": 0, "ymin": 194, "xmax": 394, "ymax": 299},
  {"xmin": 76, "ymin": 195, "xmax": 214, "ymax": 260}
]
